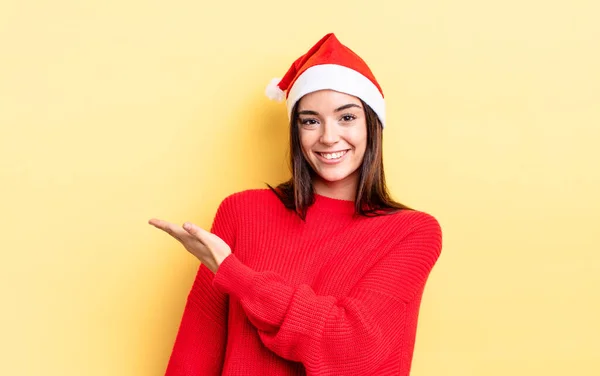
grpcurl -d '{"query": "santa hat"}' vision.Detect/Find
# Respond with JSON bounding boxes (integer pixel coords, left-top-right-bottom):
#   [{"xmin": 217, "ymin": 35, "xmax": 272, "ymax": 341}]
[{"xmin": 265, "ymin": 33, "xmax": 386, "ymax": 127}]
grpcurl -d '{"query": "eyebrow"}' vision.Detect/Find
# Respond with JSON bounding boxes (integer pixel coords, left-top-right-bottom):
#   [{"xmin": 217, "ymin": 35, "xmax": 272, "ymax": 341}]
[{"xmin": 297, "ymin": 103, "xmax": 362, "ymax": 116}]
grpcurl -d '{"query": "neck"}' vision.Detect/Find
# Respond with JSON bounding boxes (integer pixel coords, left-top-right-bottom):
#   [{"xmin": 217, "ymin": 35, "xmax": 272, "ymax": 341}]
[{"xmin": 312, "ymin": 175, "xmax": 358, "ymax": 201}]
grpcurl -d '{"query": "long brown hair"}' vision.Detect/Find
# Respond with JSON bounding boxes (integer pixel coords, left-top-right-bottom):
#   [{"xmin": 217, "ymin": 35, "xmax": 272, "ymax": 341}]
[{"xmin": 267, "ymin": 98, "xmax": 412, "ymax": 220}]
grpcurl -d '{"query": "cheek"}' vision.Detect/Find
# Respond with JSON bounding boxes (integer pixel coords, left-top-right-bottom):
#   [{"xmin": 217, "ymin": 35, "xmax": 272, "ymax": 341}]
[
  {"xmin": 354, "ymin": 143, "xmax": 367, "ymax": 164},
  {"xmin": 350, "ymin": 126, "xmax": 368, "ymax": 160},
  {"xmin": 299, "ymin": 133, "xmax": 308, "ymax": 150},
  {"xmin": 299, "ymin": 132, "xmax": 314, "ymax": 159}
]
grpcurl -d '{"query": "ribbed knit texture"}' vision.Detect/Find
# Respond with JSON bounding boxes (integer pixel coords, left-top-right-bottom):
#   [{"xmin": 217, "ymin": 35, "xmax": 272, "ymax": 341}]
[{"xmin": 165, "ymin": 189, "xmax": 442, "ymax": 376}]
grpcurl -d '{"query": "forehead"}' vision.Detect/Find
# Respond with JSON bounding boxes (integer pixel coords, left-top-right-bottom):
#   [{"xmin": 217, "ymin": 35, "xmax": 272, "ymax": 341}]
[{"xmin": 298, "ymin": 90, "xmax": 362, "ymax": 110}]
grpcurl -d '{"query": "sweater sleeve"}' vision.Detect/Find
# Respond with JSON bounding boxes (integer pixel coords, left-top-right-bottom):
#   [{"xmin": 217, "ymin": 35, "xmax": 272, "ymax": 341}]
[
  {"xmin": 165, "ymin": 198, "xmax": 237, "ymax": 376},
  {"xmin": 212, "ymin": 212, "xmax": 442, "ymax": 376}
]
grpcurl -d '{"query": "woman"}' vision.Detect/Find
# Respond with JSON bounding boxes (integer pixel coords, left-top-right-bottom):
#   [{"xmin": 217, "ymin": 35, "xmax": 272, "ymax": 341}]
[{"xmin": 149, "ymin": 33, "xmax": 442, "ymax": 376}]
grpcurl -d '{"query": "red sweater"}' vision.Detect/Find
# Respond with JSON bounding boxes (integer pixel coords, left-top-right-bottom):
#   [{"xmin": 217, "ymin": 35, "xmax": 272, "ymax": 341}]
[{"xmin": 165, "ymin": 189, "xmax": 442, "ymax": 376}]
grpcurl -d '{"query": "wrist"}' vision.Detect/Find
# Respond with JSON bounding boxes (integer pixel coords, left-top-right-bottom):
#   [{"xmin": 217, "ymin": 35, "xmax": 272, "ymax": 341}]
[{"xmin": 215, "ymin": 251, "xmax": 230, "ymax": 268}]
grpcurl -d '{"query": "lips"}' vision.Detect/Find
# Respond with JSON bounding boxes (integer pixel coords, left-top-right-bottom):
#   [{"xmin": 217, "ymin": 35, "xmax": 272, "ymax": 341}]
[
  {"xmin": 314, "ymin": 149, "xmax": 350, "ymax": 164},
  {"xmin": 316, "ymin": 150, "xmax": 349, "ymax": 159}
]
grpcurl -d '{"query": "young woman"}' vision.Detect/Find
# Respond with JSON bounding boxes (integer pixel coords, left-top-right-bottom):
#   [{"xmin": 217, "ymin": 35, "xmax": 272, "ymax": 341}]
[{"xmin": 149, "ymin": 33, "xmax": 442, "ymax": 376}]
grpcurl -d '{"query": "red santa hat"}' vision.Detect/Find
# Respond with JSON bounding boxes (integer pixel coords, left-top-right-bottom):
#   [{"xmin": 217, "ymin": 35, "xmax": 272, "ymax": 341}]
[{"xmin": 265, "ymin": 33, "xmax": 386, "ymax": 127}]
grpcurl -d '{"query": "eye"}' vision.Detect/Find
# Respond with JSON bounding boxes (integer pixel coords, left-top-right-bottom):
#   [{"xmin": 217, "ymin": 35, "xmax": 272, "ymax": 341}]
[
  {"xmin": 340, "ymin": 114, "xmax": 357, "ymax": 123},
  {"xmin": 299, "ymin": 118, "xmax": 319, "ymax": 127}
]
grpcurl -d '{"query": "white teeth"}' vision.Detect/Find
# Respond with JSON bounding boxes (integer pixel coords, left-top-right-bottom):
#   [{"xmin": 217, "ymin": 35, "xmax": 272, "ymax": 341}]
[{"xmin": 319, "ymin": 150, "xmax": 347, "ymax": 160}]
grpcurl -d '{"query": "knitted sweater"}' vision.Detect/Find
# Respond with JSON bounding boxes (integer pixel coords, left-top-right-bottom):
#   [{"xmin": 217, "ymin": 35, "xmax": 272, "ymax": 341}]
[{"xmin": 165, "ymin": 189, "xmax": 442, "ymax": 376}]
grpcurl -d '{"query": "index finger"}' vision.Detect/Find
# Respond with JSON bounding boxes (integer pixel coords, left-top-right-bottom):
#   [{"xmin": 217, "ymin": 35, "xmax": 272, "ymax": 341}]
[{"xmin": 148, "ymin": 218, "xmax": 187, "ymax": 239}]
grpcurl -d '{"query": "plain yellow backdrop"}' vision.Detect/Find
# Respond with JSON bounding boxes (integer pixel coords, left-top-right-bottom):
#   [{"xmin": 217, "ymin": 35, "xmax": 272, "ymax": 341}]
[{"xmin": 1, "ymin": 0, "xmax": 599, "ymax": 375}]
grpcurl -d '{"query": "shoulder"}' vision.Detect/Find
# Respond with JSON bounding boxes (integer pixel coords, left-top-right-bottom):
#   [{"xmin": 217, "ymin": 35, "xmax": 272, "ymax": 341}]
[
  {"xmin": 397, "ymin": 209, "xmax": 441, "ymax": 232},
  {"xmin": 376, "ymin": 207, "xmax": 440, "ymax": 228},
  {"xmin": 375, "ymin": 209, "xmax": 442, "ymax": 245},
  {"xmin": 216, "ymin": 188, "xmax": 281, "ymax": 212}
]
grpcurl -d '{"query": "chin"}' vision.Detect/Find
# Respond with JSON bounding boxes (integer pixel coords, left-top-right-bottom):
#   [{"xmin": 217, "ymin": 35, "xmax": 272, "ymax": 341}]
[
  {"xmin": 314, "ymin": 168, "xmax": 358, "ymax": 184},
  {"xmin": 319, "ymin": 173, "xmax": 350, "ymax": 182}
]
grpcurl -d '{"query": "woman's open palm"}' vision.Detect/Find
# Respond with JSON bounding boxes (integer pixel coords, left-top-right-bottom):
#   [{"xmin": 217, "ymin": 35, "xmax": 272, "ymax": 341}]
[{"xmin": 148, "ymin": 219, "xmax": 231, "ymax": 273}]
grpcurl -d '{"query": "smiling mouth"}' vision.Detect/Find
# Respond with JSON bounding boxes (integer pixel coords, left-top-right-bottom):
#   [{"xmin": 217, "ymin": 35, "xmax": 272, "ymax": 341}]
[{"xmin": 316, "ymin": 150, "xmax": 349, "ymax": 160}]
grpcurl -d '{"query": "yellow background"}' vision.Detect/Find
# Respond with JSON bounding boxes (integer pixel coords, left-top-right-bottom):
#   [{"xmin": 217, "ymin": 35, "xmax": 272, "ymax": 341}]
[{"xmin": 1, "ymin": 0, "xmax": 599, "ymax": 375}]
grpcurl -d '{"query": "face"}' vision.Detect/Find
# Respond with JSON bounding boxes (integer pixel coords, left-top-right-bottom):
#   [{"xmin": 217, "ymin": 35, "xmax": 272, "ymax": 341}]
[{"xmin": 296, "ymin": 90, "xmax": 368, "ymax": 193}]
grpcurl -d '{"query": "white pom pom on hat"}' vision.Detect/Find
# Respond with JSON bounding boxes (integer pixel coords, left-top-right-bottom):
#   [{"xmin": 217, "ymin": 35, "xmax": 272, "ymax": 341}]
[
  {"xmin": 264, "ymin": 33, "xmax": 386, "ymax": 128},
  {"xmin": 265, "ymin": 77, "xmax": 285, "ymax": 102}
]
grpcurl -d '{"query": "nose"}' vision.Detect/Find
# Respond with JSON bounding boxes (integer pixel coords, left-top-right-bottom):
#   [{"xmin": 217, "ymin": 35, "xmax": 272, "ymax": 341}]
[{"xmin": 319, "ymin": 121, "xmax": 340, "ymax": 145}]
